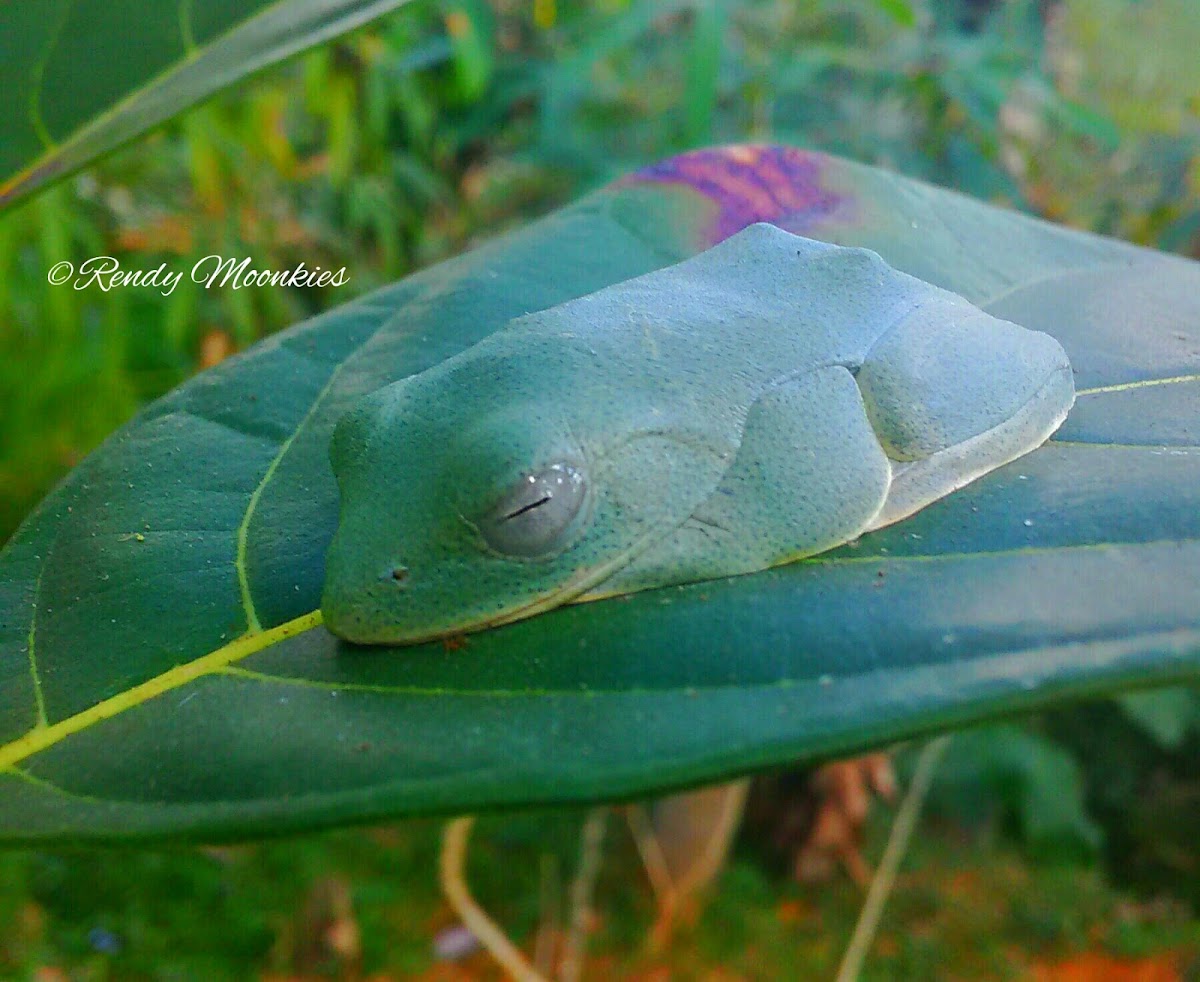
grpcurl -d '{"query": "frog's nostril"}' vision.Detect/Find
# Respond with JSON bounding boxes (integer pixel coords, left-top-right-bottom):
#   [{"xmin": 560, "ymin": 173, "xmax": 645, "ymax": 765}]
[{"xmin": 390, "ymin": 566, "xmax": 409, "ymax": 583}]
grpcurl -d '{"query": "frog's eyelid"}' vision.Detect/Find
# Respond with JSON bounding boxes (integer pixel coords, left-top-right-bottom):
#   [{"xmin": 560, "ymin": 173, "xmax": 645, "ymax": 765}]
[
  {"xmin": 503, "ymin": 494, "xmax": 552, "ymax": 521},
  {"xmin": 480, "ymin": 463, "xmax": 589, "ymax": 557}
]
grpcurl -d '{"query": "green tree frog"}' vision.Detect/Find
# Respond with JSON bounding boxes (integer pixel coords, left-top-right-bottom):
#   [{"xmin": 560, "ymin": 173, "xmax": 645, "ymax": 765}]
[{"xmin": 322, "ymin": 224, "xmax": 1073, "ymax": 644}]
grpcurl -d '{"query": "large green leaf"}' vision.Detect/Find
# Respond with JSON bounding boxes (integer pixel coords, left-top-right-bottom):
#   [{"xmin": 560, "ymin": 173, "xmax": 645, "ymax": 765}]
[
  {"xmin": 0, "ymin": 0, "xmax": 412, "ymax": 210},
  {"xmin": 1, "ymin": 146, "xmax": 1198, "ymax": 842}
]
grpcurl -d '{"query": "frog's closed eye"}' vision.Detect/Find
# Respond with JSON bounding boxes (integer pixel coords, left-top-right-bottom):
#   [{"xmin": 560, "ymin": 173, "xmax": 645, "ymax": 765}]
[{"xmin": 480, "ymin": 463, "xmax": 588, "ymax": 557}]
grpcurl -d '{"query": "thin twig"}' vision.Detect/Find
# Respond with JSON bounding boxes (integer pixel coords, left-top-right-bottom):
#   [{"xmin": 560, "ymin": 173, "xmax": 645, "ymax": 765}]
[
  {"xmin": 560, "ymin": 807, "xmax": 609, "ymax": 982},
  {"xmin": 533, "ymin": 853, "xmax": 561, "ymax": 978},
  {"xmin": 624, "ymin": 803, "xmax": 677, "ymax": 902},
  {"xmin": 835, "ymin": 736, "xmax": 952, "ymax": 982},
  {"xmin": 439, "ymin": 816, "xmax": 550, "ymax": 982}
]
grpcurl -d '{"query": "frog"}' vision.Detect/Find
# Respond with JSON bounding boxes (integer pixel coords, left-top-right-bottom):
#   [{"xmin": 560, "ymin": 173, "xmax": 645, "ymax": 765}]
[{"xmin": 321, "ymin": 223, "xmax": 1073, "ymax": 645}]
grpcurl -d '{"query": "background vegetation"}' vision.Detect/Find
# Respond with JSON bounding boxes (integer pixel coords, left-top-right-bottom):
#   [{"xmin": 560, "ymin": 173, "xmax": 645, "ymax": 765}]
[{"xmin": 1, "ymin": 0, "xmax": 1198, "ymax": 977}]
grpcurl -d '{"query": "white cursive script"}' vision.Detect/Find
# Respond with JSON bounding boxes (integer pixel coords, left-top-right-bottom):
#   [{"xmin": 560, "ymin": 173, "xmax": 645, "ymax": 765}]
[{"xmin": 48, "ymin": 256, "xmax": 350, "ymax": 296}]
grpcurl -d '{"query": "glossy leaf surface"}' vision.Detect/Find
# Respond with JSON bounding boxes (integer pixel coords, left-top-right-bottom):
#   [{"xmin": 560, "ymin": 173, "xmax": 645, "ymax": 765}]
[
  {"xmin": 0, "ymin": 0, "xmax": 411, "ymax": 209},
  {"xmin": 1, "ymin": 146, "xmax": 1197, "ymax": 841}
]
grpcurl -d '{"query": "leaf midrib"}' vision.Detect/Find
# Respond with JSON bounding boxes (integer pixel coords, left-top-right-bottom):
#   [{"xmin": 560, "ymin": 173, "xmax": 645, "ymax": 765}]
[
  {"xmin": 0, "ymin": 610, "xmax": 323, "ymax": 770},
  {"xmin": 1077, "ymin": 374, "xmax": 1200, "ymax": 397}
]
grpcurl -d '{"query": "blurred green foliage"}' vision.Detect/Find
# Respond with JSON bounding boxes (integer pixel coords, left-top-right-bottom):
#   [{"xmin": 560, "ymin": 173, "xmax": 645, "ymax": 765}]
[
  {"xmin": 2, "ymin": 0, "xmax": 1199, "ymax": 542},
  {"xmin": 920, "ymin": 724, "xmax": 1103, "ymax": 862}
]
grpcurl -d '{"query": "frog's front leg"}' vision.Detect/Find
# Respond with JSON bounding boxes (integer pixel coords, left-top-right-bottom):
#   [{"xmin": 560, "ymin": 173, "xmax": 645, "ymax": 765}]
[{"xmin": 855, "ymin": 297, "xmax": 1074, "ymax": 530}]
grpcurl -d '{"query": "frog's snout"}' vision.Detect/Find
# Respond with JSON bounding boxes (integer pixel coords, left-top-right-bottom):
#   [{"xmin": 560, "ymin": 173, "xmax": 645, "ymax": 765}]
[{"xmin": 320, "ymin": 530, "xmax": 409, "ymax": 642}]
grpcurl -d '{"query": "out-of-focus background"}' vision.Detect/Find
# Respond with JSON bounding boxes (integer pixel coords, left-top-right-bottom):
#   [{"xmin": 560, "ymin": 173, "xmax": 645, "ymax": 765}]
[{"xmin": 1, "ymin": 0, "xmax": 1198, "ymax": 978}]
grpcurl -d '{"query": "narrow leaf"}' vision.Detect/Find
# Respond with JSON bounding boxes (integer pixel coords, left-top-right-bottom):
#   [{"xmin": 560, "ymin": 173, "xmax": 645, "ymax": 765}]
[{"xmin": 0, "ymin": 0, "xmax": 414, "ymax": 210}]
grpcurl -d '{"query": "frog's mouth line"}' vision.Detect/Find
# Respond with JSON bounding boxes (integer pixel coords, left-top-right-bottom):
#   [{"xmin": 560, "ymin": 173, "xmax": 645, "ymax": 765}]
[{"xmin": 380, "ymin": 527, "xmax": 671, "ymax": 646}]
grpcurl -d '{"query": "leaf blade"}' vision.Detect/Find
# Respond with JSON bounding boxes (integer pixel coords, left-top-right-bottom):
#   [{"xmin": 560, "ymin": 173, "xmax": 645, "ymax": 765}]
[{"xmin": 1, "ymin": 146, "xmax": 1198, "ymax": 841}]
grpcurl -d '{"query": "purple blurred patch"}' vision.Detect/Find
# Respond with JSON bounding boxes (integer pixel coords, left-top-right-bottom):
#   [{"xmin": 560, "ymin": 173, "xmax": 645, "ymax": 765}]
[
  {"xmin": 433, "ymin": 922, "xmax": 481, "ymax": 960},
  {"xmin": 623, "ymin": 145, "xmax": 849, "ymax": 245}
]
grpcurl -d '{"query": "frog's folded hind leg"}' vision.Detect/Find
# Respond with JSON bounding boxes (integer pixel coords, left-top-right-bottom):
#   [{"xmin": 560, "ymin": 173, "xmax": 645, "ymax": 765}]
[{"xmin": 855, "ymin": 298, "xmax": 1074, "ymax": 532}]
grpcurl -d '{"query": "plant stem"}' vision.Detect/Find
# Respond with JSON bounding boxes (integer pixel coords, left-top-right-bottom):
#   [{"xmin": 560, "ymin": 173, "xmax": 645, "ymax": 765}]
[
  {"xmin": 560, "ymin": 807, "xmax": 609, "ymax": 982},
  {"xmin": 835, "ymin": 736, "xmax": 951, "ymax": 982},
  {"xmin": 439, "ymin": 816, "xmax": 549, "ymax": 982},
  {"xmin": 533, "ymin": 852, "xmax": 562, "ymax": 977},
  {"xmin": 624, "ymin": 803, "xmax": 676, "ymax": 903}
]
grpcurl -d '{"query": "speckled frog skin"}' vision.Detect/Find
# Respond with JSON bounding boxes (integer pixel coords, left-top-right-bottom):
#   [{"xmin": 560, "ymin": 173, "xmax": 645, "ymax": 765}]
[{"xmin": 322, "ymin": 224, "xmax": 1074, "ymax": 645}]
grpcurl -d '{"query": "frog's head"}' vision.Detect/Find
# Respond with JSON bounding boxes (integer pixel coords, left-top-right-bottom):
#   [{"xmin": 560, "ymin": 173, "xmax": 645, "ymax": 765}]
[{"xmin": 321, "ymin": 335, "xmax": 722, "ymax": 644}]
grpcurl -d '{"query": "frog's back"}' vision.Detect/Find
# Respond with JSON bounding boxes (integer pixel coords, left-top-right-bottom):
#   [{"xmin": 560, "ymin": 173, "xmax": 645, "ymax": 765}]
[{"xmin": 513, "ymin": 223, "xmax": 959, "ymax": 398}]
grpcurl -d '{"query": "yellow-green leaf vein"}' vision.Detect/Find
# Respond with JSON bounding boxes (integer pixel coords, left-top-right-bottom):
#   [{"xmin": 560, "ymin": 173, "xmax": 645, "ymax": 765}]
[{"xmin": 0, "ymin": 610, "xmax": 323, "ymax": 770}]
